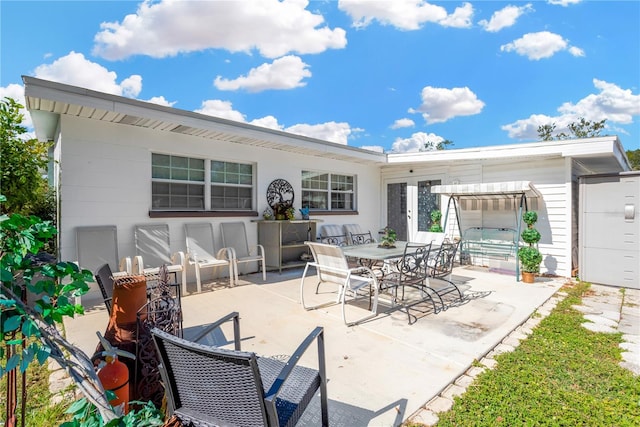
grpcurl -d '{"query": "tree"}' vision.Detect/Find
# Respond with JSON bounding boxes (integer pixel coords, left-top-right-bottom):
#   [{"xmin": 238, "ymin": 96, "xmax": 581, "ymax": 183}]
[
  {"xmin": 627, "ymin": 149, "xmax": 640, "ymax": 171},
  {"xmin": 0, "ymin": 97, "xmax": 52, "ymax": 215},
  {"xmin": 423, "ymin": 139, "xmax": 454, "ymax": 151},
  {"xmin": 536, "ymin": 117, "xmax": 607, "ymax": 141}
]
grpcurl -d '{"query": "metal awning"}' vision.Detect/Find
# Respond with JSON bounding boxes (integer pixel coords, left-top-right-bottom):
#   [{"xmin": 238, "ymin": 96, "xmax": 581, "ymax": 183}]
[{"xmin": 431, "ymin": 181, "xmax": 541, "ymax": 200}]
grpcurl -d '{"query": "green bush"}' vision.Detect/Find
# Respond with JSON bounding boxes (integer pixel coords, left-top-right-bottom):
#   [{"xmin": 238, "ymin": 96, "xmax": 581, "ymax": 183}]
[
  {"xmin": 518, "ymin": 246, "xmax": 542, "ymax": 273},
  {"xmin": 522, "ymin": 210, "xmax": 538, "ymax": 226},
  {"xmin": 521, "ymin": 227, "xmax": 541, "ymax": 244}
]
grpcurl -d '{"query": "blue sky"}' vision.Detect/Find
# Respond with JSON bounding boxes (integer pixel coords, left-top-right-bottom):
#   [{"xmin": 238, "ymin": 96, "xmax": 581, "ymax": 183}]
[{"xmin": 2, "ymin": 0, "xmax": 639, "ymax": 153}]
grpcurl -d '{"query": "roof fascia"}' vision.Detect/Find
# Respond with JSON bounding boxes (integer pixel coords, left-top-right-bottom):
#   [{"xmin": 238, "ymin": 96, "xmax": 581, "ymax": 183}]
[
  {"xmin": 386, "ymin": 136, "xmax": 624, "ymax": 166},
  {"xmin": 22, "ymin": 76, "xmax": 387, "ymax": 165}
]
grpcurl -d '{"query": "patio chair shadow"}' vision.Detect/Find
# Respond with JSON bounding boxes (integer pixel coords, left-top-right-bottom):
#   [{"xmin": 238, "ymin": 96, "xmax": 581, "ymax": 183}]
[{"xmin": 298, "ymin": 395, "xmax": 408, "ymax": 427}]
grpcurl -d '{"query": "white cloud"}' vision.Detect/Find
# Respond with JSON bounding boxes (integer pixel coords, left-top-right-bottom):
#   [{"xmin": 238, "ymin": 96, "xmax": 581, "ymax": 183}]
[
  {"xmin": 195, "ymin": 99, "xmax": 247, "ymax": 122},
  {"xmin": 548, "ymin": 0, "xmax": 582, "ymax": 6},
  {"xmin": 358, "ymin": 145, "xmax": 385, "ymax": 153},
  {"xmin": 500, "ymin": 31, "xmax": 583, "ymax": 60},
  {"xmin": 439, "ymin": 2, "xmax": 474, "ymax": 28},
  {"xmin": 391, "ymin": 131, "xmax": 445, "ymax": 153},
  {"xmin": 194, "ymin": 100, "xmax": 355, "ymax": 145},
  {"xmin": 285, "ymin": 122, "xmax": 354, "ymax": 145},
  {"xmin": 391, "ymin": 118, "xmax": 415, "ymax": 129},
  {"xmin": 501, "ymin": 79, "xmax": 640, "ymax": 139},
  {"xmin": 568, "ymin": 46, "xmax": 585, "ymax": 57},
  {"xmin": 32, "ymin": 51, "xmax": 142, "ymax": 97},
  {"xmin": 0, "ymin": 83, "xmax": 32, "ymax": 129},
  {"xmin": 479, "ymin": 4, "xmax": 533, "ymax": 33},
  {"xmin": 338, "ymin": 0, "xmax": 473, "ymax": 30},
  {"xmin": 214, "ymin": 56, "xmax": 311, "ymax": 92},
  {"xmin": 146, "ymin": 96, "xmax": 176, "ymax": 107},
  {"xmin": 93, "ymin": 0, "xmax": 346, "ymax": 60},
  {"xmin": 249, "ymin": 115, "xmax": 283, "ymax": 131},
  {"xmin": 412, "ymin": 86, "xmax": 485, "ymax": 124}
]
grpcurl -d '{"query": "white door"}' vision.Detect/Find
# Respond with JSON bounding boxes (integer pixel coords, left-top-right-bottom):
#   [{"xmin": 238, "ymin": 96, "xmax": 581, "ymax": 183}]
[{"xmin": 386, "ymin": 178, "xmax": 442, "ymax": 242}]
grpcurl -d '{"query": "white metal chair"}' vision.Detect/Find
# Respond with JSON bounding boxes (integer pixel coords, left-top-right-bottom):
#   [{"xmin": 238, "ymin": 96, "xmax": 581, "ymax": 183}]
[
  {"xmin": 300, "ymin": 241, "xmax": 379, "ymax": 326},
  {"xmin": 184, "ymin": 223, "xmax": 233, "ymax": 294},
  {"xmin": 133, "ymin": 223, "xmax": 186, "ymax": 288},
  {"xmin": 220, "ymin": 222, "xmax": 266, "ymax": 284}
]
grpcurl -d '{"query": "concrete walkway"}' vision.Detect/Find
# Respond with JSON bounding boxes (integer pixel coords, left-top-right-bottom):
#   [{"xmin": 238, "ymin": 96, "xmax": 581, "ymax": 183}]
[{"xmin": 573, "ymin": 284, "xmax": 640, "ymax": 375}]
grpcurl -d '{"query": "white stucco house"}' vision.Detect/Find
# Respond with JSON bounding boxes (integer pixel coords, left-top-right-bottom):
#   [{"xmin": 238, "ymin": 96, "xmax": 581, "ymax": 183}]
[{"xmin": 22, "ymin": 76, "xmax": 631, "ymax": 301}]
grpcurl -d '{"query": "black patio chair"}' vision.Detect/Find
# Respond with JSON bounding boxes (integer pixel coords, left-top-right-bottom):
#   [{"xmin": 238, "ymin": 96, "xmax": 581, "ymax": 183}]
[
  {"xmin": 94, "ymin": 263, "xmax": 115, "ymax": 314},
  {"xmin": 426, "ymin": 241, "xmax": 464, "ymax": 309},
  {"xmin": 151, "ymin": 312, "xmax": 329, "ymax": 427},
  {"xmin": 379, "ymin": 242, "xmax": 440, "ymax": 323}
]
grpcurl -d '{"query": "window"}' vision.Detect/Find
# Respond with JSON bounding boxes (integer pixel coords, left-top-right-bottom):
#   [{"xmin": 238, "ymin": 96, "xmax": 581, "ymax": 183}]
[
  {"xmin": 211, "ymin": 161, "xmax": 253, "ymax": 209},
  {"xmin": 152, "ymin": 153, "xmax": 254, "ymax": 211},
  {"xmin": 301, "ymin": 171, "xmax": 355, "ymax": 211}
]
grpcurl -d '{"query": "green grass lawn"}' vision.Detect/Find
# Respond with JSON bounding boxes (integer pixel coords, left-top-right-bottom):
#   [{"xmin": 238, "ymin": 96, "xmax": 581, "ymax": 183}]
[
  {"xmin": 431, "ymin": 281, "xmax": 640, "ymax": 426},
  {"xmin": 0, "ymin": 360, "xmax": 71, "ymax": 426}
]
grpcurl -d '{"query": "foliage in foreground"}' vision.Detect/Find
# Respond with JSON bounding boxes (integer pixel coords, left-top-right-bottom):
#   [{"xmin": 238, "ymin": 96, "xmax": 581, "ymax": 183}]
[{"xmin": 435, "ymin": 282, "xmax": 640, "ymax": 426}]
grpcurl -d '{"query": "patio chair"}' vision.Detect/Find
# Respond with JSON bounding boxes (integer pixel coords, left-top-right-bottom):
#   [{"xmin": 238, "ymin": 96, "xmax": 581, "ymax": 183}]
[
  {"xmin": 94, "ymin": 263, "xmax": 116, "ymax": 314},
  {"xmin": 220, "ymin": 221, "xmax": 266, "ymax": 284},
  {"xmin": 301, "ymin": 241, "xmax": 379, "ymax": 326},
  {"xmin": 184, "ymin": 223, "xmax": 233, "ymax": 294},
  {"xmin": 319, "ymin": 224, "xmax": 348, "ymax": 246},
  {"xmin": 132, "ymin": 223, "xmax": 186, "ymax": 288},
  {"xmin": 76, "ymin": 225, "xmax": 131, "ymax": 277},
  {"xmin": 151, "ymin": 311, "xmax": 328, "ymax": 427},
  {"xmin": 379, "ymin": 243, "xmax": 440, "ymax": 323},
  {"xmin": 343, "ymin": 224, "xmax": 376, "ymax": 245},
  {"xmin": 426, "ymin": 241, "xmax": 464, "ymax": 309}
]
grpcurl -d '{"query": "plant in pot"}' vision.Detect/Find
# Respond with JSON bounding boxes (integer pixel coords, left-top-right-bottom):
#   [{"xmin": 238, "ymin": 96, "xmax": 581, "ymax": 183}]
[
  {"xmin": 429, "ymin": 210, "xmax": 443, "ymax": 232},
  {"xmin": 518, "ymin": 210, "xmax": 542, "ymax": 283},
  {"xmin": 379, "ymin": 227, "xmax": 397, "ymax": 248}
]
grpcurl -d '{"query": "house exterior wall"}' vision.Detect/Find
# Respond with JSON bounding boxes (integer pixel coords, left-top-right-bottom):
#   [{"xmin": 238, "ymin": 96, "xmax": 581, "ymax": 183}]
[
  {"xmin": 56, "ymin": 115, "xmax": 382, "ymax": 299},
  {"xmin": 381, "ymin": 156, "xmax": 572, "ymax": 277}
]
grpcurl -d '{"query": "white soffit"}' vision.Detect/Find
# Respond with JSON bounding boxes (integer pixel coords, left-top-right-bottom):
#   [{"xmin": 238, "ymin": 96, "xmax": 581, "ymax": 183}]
[
  {"xmin": 431, "ymin": 181, "xmax": 541, "ymax": 200},
  {"xmin": 22, "ymin": 76, "xmax": 387, "ymax": 166}
]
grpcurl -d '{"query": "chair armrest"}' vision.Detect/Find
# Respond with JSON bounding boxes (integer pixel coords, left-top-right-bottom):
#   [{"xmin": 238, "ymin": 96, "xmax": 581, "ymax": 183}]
[
  {"xmin": 264, "ymin": 326, "xmax": 326, "ymax": 402},
  {"xmin": 217, "ymin": 247, "xmax": 234, "ymax": 261},
  {"xmin": 191, "ymin": 311, "xmax": 241, "ymax": 350},
  {"xmin": 132, "ymin": 255, "xmax": 144, "ymax": 275},
  {"xmin": 119, "ymin": 256, "xmax": 132, "ymax": 274},
  {"xmin": 251, "ymin": 244, "xmax": 266, "ymax": 257},
  {"xmin": 171, "ymin": 251, "xmax": 185, "ymax": 268}
]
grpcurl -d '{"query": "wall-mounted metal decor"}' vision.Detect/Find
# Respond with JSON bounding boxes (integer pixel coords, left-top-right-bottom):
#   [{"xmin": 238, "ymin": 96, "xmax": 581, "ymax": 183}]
[{"xmin": 267, "ymin": 179, "xmax": 294, "ymax": 219}]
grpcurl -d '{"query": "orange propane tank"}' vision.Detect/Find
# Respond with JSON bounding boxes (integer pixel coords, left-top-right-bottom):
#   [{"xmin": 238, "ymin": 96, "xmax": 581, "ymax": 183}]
[{"xmin": 98, "ymin": 355, "xmax": 130, "ymax": 414}]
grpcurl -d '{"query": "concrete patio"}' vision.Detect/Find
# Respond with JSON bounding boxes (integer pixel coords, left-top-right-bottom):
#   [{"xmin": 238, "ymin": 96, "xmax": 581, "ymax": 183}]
[{"xmin": 64, "ymin": 266, "xmax": 566, "ymax": 426}]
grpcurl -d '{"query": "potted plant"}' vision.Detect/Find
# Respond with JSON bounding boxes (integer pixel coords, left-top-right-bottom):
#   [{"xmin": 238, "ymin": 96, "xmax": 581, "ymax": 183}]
[
  {"xmin": 518, "ymin": 210, "xmax": 542, "ymax": 283},
  {"xmin": 379, "ymin": 227, "xmax": 397, "ymax": 248},
  {"xmin": 429, "ymin": 210, "xmax": 443, "ymax": 232}
]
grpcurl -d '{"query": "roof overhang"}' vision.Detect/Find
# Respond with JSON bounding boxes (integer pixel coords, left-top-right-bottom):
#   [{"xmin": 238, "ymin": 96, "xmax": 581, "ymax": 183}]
[
  {"xmin": 432, "ymin": 181, "xmax": 542, "ymax": 200},
  {"xmin": 386, "ymin": 137, "xmax": 630, "ymax": 174},
  {"xmin": 22, "ymin": 76, "xmax": 387, "ymax": 166}
]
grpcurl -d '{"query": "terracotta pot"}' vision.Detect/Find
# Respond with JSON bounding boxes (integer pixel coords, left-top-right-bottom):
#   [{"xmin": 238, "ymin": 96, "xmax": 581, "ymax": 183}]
[
  {"xmin": 111, "ymin": 275, "xmax": 147, "ymax": 325},
  {"xmin": 521, "ymin": 271, "xmax": 535, "ymax": 283}
]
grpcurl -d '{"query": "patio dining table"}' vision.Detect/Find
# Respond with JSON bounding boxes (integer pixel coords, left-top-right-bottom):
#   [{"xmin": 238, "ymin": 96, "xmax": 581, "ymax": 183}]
[{"xmin": 341, "ymin": 241, "xmax": 412, "ymax": 261}]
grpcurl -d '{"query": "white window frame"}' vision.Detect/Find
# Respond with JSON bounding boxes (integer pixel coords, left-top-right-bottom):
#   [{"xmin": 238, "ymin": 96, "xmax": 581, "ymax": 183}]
[
  {"xmin": 151, "ymin": 153, "xmax": 255, "ymax": 211},
  {"xmin": 301, "ymin": 170, "xmax": 356, "ymax": 212}
]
